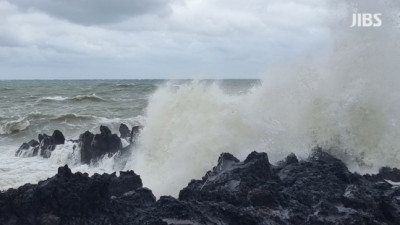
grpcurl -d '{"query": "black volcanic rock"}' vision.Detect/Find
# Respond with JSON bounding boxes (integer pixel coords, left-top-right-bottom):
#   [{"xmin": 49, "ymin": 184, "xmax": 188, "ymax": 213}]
[
  {"xmin": 79, "ymin": 126, "xmax": 122, "ymax": 164},
  {"xmin": 100, "ymin": 125, "xmax": 112, "ymax": 136},
  {"xmin": 16, "ymin": 131, "xmax": 65, "ymax": 158},
  {"xmin": 365, "ymin": 166, "xmax": 400, "ymax": 183},
  {"xmin": 0, "ymin": 165, "xmax": 149, "ymax": 225},
  {"xmin": 4, "ymin": 149, "xmax": 400, "ymax": 225},
  {"xmin": 52, "ymin": 130, "xmax": 65, "ymax": 145},
  {"xmin": 119, "ymin": 123, "xmax": 130, "ymax": 139},
  {"xmin": 78, "ymin": 130, "xmax": 95, "ymax": 164},
  {"xmin": 39, "ymin": 130, "xmax": 65, "ymax": 158},
  {"xmin": 27, "ymin": 139, "xmax": 39, "ymax": 148}
]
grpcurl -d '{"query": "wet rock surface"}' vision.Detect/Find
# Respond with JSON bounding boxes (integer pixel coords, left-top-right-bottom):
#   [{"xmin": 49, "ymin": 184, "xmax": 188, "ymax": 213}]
[
  {"xmin": 15, "ymin": 124, "xmax": 142, "ymax": 164},
  {"xmin": 79, "ymin": 125, "xmax": 123, "ymax": 164},
  {"xmin": 4, "ymin": 149, "xmax": 400, "ymax": 225},
  {"xmin": 15, "ymin": 130, "xmax": 65, "ymax": 158}
]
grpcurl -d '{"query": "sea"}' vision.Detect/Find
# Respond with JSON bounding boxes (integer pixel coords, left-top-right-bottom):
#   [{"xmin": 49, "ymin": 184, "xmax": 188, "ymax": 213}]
[{"xmin": 1, "ymin": 77, "xmax": 400, "ymax": 197}]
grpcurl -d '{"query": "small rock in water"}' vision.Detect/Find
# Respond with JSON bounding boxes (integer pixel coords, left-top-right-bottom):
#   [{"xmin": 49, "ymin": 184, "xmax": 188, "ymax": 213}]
[
  {"xmin": 15, "ymin": 131, "xmax": 65, "ymax": 158},
  {"xmin": 119, "ymin": 123, "xmax": 131, "ymax": 139}
]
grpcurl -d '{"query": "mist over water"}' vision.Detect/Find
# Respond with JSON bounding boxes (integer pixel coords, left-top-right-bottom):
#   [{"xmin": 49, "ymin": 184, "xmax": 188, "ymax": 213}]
[
  {"xmin": 1, "ymin": 0, "xmax": 399, "ymax": 198},
  {"xmin": 125, "ymin": 0, "xmax": 400, "ymax": 196}
]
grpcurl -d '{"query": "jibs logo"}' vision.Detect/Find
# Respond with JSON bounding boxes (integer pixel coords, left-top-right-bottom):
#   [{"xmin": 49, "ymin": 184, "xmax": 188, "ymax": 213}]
[{"xmin": 350, "ymin": 13, "xmax": 382, "ymax": 27}]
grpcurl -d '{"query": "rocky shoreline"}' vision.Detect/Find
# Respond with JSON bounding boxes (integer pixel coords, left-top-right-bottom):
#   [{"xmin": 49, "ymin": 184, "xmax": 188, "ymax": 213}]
[{"xmin": 2, "ymin": 137, "xmax": 400, "ymax": 224}]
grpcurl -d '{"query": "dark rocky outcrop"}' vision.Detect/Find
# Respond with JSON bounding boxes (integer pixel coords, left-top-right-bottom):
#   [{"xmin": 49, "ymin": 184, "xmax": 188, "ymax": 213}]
[
  {"xmin": 15, "ymin": 124, "xmax": 144, "ymax": 164},
  {"xmin": 15, "ymin": 130, "xmax": 65, "ymax": 158},
  {"xmin": 0, "ymin": 165, "xmax": 154, "ymax": 225},
  {"xmin": 39, "ymin": 130, "xmax": 66, "ymax": 158},
  {"xmin": 79, "ymin": 126, "xmax": 122, "ymax": 164},
  {"xmin": 119, "ymin": 123, "xmax": 131, "ymax": 139},
  {"xmin": 15, "ymin": 139, "xmax": 39, "ymax": 156},
  {"xmin": 118, "ymin": 123, "xmax": 142, "ymax": 144},
  {"xmin": 3, "ymin": 149, "xmax": 400, "ymax": 225}
]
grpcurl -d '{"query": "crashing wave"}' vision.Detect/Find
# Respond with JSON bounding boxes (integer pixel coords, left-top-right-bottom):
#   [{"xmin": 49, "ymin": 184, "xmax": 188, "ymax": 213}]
[{"xmin": 0, "ymin": 118, "xmax": 30, "ymax": 135}]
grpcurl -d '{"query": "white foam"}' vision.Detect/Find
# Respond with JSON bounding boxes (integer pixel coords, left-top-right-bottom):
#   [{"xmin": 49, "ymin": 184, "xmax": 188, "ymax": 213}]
[
  {"xmin": 0, "ymin": 118, "xmax": 30, "ymax": 135},
  {"xmin": 124, "ymin": 0, "xmax": 400, "ymax": 197}
]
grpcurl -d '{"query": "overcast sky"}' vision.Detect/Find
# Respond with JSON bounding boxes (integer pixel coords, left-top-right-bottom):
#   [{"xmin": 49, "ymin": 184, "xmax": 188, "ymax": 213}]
[{"xmin": 0, "ymin": 0, "xmax": 332, "ymax": 79}]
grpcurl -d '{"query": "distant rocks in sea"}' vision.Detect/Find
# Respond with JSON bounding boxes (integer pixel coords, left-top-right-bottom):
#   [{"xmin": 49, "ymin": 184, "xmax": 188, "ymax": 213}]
[
  {"xmin": 15, "ymin": 123, "xmax": 142, "ymax": 164},
  {"xmin": 3, "ymin": 149, "xmax": 400, "ymax": 225},
  {"xmin": 15, "ymin": 130, "xmax": 65, "ymax": 158}
]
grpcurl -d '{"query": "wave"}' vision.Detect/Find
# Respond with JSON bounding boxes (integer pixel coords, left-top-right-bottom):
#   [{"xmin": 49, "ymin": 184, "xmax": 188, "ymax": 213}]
[
  {"xmin": 51, "ymin": 113, "xmax": 98, "ymax": 121},
  {"xmin": 0, "ymin": 87, "xmax": 14, "ymax": 91},
  {"xmin": 115, "ymin": 83, "xmax": 137, "ymax": 88},
  {"xmin": 25, "ymin": 112, "xmax": 103, "ymax": 123},
  {"xmin": 124, "ymin": 0, "xmax": 400, "ymax": 197},
  {"xmin": 5, "ymin": 112, "xmax": 141, "ymax": 131},
  {"xmin": 38, "ymin": 96, "xmax": 68, "ymax": 101},
  {"xmin": 36, "ymin": 94, "xmax": 105, "ymax": 103},
  {"xmin": 0, "ymin": 118, "xmax": 30, "ymax": 135},
  {"xmin": 70, "ymin": 94, "xmax": 105, "ymax": 102}
]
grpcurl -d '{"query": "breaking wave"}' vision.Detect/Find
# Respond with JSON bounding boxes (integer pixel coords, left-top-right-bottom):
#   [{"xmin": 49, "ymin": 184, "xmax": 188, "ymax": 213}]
[
  {"xmin": 0, "ymin": 118, "xmax": 30, "ymax": 135},
  {"xmin": 37, "ymin": 94, "xmax": 105, "ymax": 103},
  {"xmin": 124, "ymin": 0, "xmax": 400, "ymax": 197}
]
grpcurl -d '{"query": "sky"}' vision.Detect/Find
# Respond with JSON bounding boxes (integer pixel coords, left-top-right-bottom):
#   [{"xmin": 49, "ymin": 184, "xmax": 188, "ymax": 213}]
[{"xmin": 0, "ymin": 0, "xmax": 333, "ymax": 79}]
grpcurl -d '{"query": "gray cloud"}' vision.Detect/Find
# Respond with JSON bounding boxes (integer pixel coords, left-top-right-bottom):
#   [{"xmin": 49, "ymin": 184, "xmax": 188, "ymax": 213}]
[
  {"xmin": 7, "ymin": 0, "xmax": 170, "ymax": 25},
  {"xmin": 0, "ymin": 0, "xmax": 335, "ymax": 79}
]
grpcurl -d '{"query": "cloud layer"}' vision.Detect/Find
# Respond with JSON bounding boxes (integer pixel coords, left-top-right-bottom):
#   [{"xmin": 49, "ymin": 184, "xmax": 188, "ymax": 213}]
[{"xmin": 0, "ymin": 0, "xmax": 331, "ymax": 79}]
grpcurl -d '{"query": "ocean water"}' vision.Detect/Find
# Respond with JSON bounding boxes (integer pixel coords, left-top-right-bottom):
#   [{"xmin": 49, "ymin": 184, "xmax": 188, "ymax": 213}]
[
  {"xmin": 0, "ymin": 79, "xmax": 262, "ymax": 195},
  {"xmin": 1, "ymin": 75, "xmax": 400, "ymax": 198}
]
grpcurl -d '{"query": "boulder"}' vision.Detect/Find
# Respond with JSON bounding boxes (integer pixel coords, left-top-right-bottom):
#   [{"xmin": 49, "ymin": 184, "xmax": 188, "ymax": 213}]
[
  {"xmin": 79, "ymin": 131, "xmax": 95, "ymax": 164},
  {"xmin": 39, "ymin": 130, "xmax": 65, "ymax": 158},
  {"xmin": 79, "ymin": 126, "xmax": 122, "ymax": 164},
  {"xmin": 119, "ymin": 123, "xmax": 130, "ymax": 139},
  {"xmin": 52, "ymin": 130, "xmax": 65, "ymax": 145},
  {"xmin": 16, "ymin": 131, "xmax": 65, "ymax": 158}
]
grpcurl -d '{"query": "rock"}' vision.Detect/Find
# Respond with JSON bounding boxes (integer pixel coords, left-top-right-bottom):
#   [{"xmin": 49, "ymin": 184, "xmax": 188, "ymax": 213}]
[
  {"xmin": 15, "ymin": 142, "xmax": 30, "ymax": 156},
  {"xmin": 79, "ymin": 126, "xmax": 122, "ymax": 164},
  {"xmin": 100, "ymin": 125, "xmax": 112, "ymax": 136},
  {"xmin": 16, "ymin": 131, "xmax": 65, "ymax": 158},
  {"xmin": 109, "ymin": 171, "xmax": 143, "ymax": 197},
  {"xmin": 39, "ymin": 130, "xmax": 65, "ymax": 158},
  {"xmin": 119, "ymin": 123, "xmax": 130, "ymax": 139},
  {"xmin": 0, "ymin": 165, "xmax": 149, "ymax": 225},
  {"xmin": 130, "ymin": 125, "xmax": 141, "ymax": 143},
  {"xmin": 79, "ymin": 131, "xmax": 95, "ymax": 164},
  {"xmin": 365, "ymin": 167, "xmax": 400, "ymax": 183},
  {"xmin": 247, "ymin": 189, "xmax": 280, "ymax": 208},
  {"xmin": 285, "ymin": 152, "xmax": 299, "ymax": 165},
  {"xmin": 52, "ymin": 130, "xmax": 65, "ymax": 145},
  {"xmin": 39, "ymin": 134, "xmax": 55, "ymax": 158},
  {"xmin": 38, "ymin": 134, "xmax": 44, "ymax": 143},
  {"xmin": 27, "ymin": 139, "xmax": 39, "ymax": 147},
  {"xmin": 5, "ymin": 149, "xmax": 400, "ymax": 225}
]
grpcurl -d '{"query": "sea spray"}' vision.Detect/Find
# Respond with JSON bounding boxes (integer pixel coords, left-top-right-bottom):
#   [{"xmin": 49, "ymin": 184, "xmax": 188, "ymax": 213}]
[{"xmin": 124, "ymin": 0, "xmax": 400, "ymax": 197}]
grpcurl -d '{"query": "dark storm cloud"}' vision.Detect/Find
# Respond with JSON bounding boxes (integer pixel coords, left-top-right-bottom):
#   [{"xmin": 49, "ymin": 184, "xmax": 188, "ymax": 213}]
[{"xmin": 8, "ymin": 0, "xmax": 170, "ymax": 25}]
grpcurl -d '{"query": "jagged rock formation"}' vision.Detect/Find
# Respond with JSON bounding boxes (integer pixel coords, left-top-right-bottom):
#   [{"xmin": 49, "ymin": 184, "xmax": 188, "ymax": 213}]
[
  {"xmin": 3, "ymin": 149, "xmax": 400, "ymax": 224},
  {"xmin": 79, "ymin": 125, "xmax": 123, "ymax": 164},
  {"xmin": 15, "ymin": 124, "xmax": 142, "ymax": 164},
  {"xmin": 15, "ymin": 130, "xmax": 65, "ymax": 158}
]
